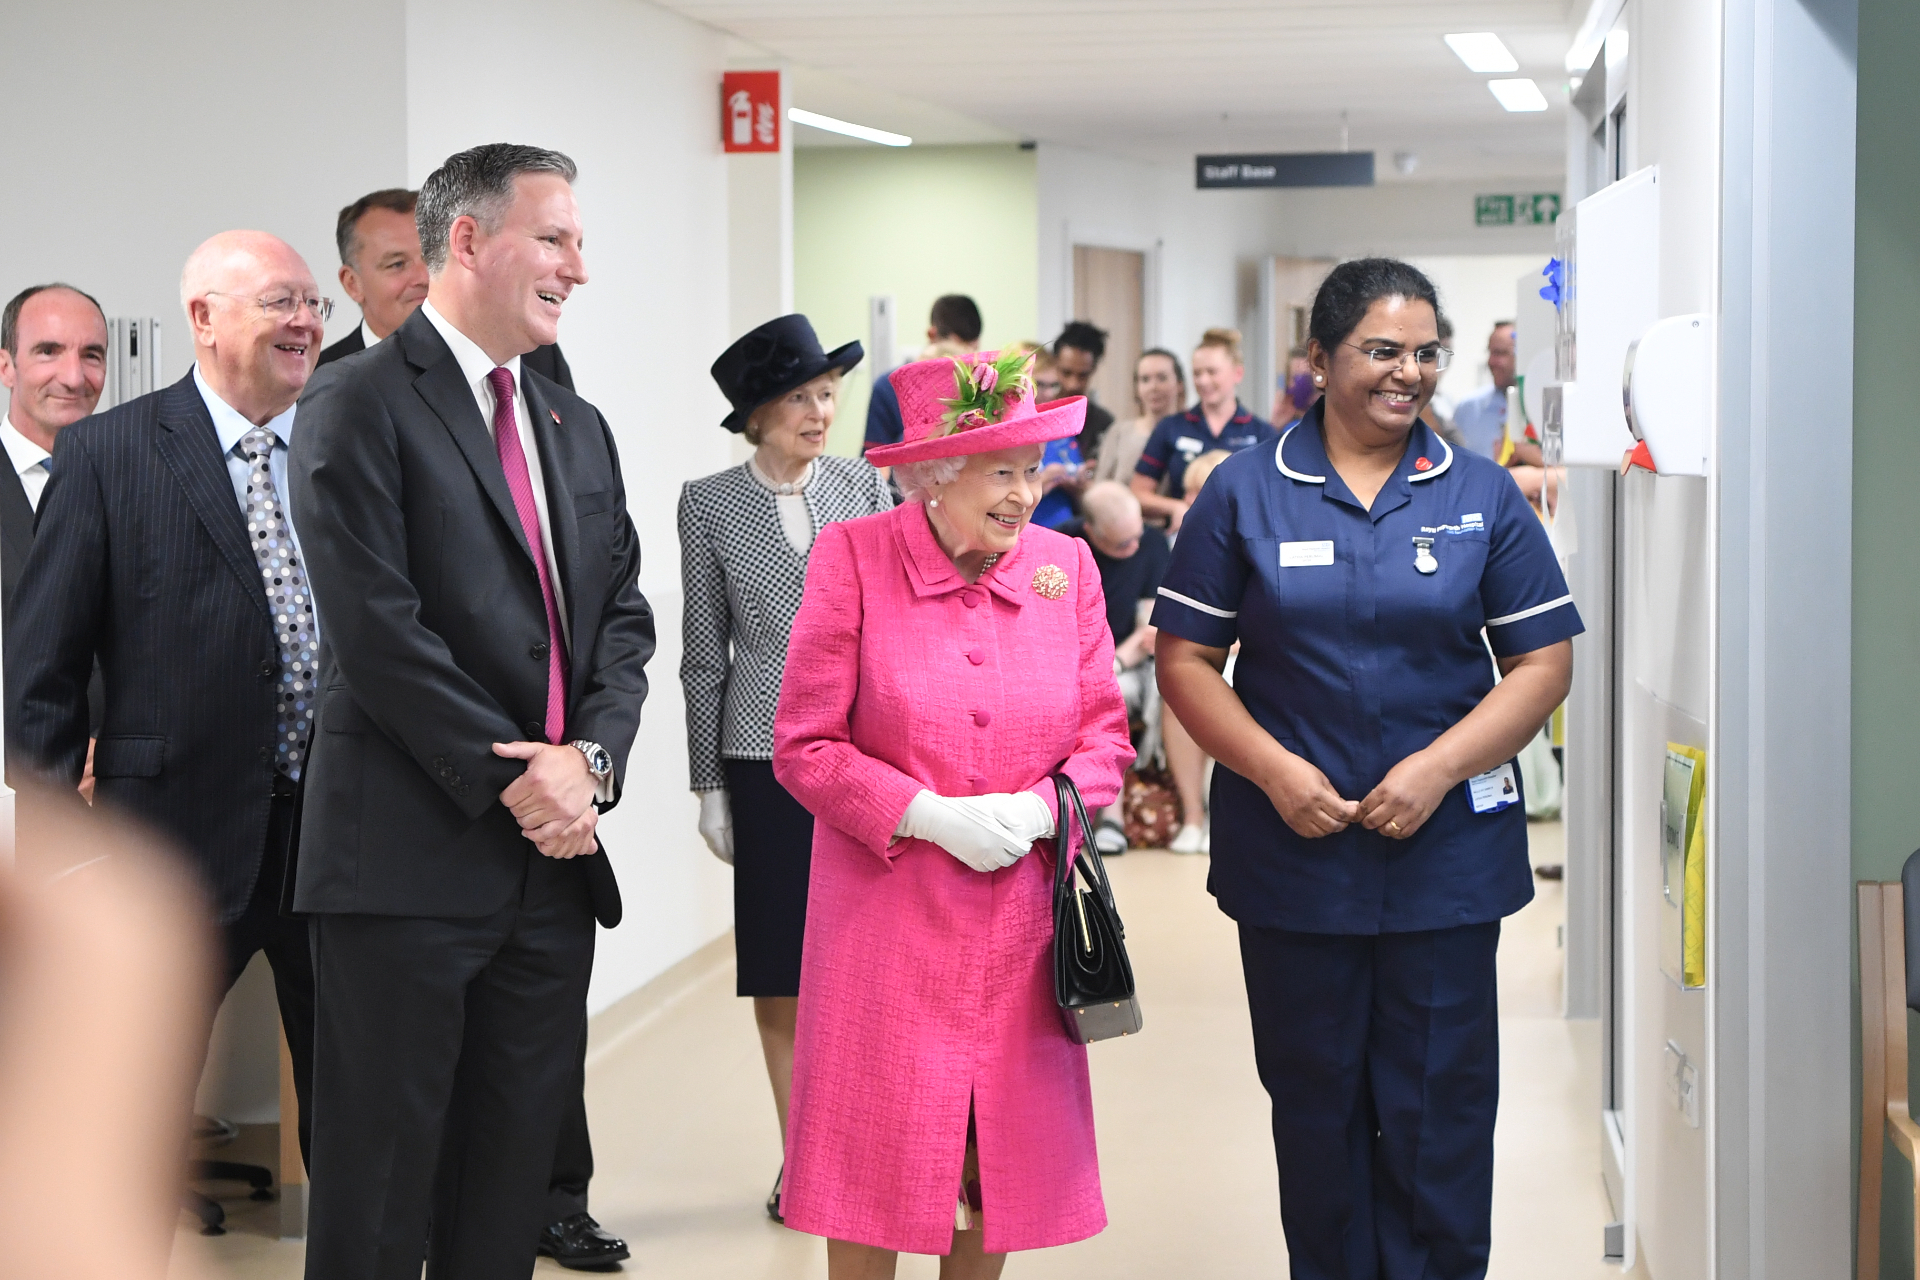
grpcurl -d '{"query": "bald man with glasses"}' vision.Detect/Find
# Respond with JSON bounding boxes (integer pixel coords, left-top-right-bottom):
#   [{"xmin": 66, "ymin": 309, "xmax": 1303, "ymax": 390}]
[{"xmin": 6, "ymin": 230, "xmax": 331, "ymax": 1168}]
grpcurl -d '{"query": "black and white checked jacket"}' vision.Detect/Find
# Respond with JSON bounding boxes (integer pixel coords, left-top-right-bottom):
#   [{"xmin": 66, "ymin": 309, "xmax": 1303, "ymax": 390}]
[{"xmin": 677, "ymin": 455, "xmax": 893, "ymax": 790}]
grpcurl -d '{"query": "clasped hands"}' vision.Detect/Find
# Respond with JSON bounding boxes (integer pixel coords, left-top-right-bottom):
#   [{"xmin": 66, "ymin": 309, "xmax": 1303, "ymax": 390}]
[
  {"xmin": 493, "ymin": 741, "xmax": 598, "ymax": 859},
  {"xmin": 898, "ymin": 788, "xmax": 1057, "ymax": 873},
  {"xmin": 1266, "ymin": 748, "xmax": 1453, "ymax": 842}
]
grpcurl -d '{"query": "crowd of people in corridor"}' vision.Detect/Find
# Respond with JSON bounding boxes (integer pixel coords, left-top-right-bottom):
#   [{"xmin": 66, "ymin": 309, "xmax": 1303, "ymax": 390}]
[{"xmin": 0, "ymin": 139, "xmax": 1579, "ymax": 1280}]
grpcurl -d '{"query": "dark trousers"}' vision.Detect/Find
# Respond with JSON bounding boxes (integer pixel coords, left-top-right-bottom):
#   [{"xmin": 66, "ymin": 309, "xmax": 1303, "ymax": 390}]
[
  {"xmin": 304, "ymin": 851, "xmax": 595, "ymax": 1280},
  {"xmin": 219, "ymin": 792, "xmax": 314, "ymax": 1169},
  {"xmin": 545, "ymin": 1019, "xmax": 592, "ymax": 1221},
  {"xmin": 1238, "ymin": 922, "xmax": 1501, "ymax": 1280}
]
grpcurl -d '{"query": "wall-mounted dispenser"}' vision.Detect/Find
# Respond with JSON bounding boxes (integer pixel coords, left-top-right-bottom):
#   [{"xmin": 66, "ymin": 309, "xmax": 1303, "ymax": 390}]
[
  {"xmin": 1623, "ymin": 313, "xmax": 1712, "ymax": 476},
  {"xmin": 1555, "ymin": 166, "xmax": 1661, "ymax": 466}
]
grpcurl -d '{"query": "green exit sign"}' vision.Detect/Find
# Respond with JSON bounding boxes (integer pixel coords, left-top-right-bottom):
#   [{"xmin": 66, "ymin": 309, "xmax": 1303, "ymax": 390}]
[{"xmin": 1475, "ymin": 193, "xmax": 1562, "ymax": 226}]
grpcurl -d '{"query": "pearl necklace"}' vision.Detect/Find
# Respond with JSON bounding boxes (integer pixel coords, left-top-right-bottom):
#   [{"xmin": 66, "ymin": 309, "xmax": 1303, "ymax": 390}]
[
  {"xmin": 981, "ymin": 552, "xmax": 1001, "ymax": 572},
  {"xmin": 748, "ymin": 456, "xmax": 814, "ymax": 496}
]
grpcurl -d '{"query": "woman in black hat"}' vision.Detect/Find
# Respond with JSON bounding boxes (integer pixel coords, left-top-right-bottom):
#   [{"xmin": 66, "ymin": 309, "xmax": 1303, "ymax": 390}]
[{"xmin": 678, "ymin": 314, "xmax": 890, "ymax": 1220}]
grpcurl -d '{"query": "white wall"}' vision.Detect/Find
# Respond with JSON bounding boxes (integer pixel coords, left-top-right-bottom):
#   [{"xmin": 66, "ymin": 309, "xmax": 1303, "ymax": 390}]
[
  {"xmin": 0, "ymin": 0, "xmax": 407, "ymax": 395},
  {"xmin": 407, "ymin": 0, "xmax": 738, "ymax": 1015}
]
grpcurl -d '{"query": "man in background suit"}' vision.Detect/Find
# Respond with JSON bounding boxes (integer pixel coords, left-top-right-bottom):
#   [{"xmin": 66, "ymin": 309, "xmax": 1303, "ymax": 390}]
[
  {"xmin": 6, "ymin": 231, "xmax": 327, "ymax": 1163},
  {"xmin": 318, "ymin": 188, "xmax": 429, "ymax": 366},
  {"xmin": 320, "ymin": 184, "xmax": 618, "ymax": 1269},
  {"xmin": 293, "ymin": 143, "xmax": 653, "ymax": 1280},
  {"xmin": 0, "ymin": 284, "xmax": 109, "ymax": 796},
  {"xmin": 320, "ymin": 188, "xmax": 575, "ymax": 396},
  {"xmin": 0, "ymin": 284, "xmax": 108, "ymax": 602}
]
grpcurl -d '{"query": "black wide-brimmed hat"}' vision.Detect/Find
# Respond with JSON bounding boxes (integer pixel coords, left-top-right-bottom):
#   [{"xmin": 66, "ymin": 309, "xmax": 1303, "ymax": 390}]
[{"xmin": 711, "ymin": 314, "xmax": 864, "ymax": 434}]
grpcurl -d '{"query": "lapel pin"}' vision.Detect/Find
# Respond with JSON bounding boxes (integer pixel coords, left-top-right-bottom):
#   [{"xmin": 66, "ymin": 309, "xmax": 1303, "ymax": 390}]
[
  {"xmin": 549, "ymin": 409, "xmax": 561, "ymax": 424},
  {"xmin": 1413, "ymin": 456, "xmax": 1433, "ymax": 471},
  {"xmin": 1412, "ymin": 536, "xmax": 1438, "ymax": 575}
]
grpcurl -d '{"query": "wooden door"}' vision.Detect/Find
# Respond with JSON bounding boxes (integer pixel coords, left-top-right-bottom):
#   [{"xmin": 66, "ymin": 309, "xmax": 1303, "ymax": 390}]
[{"xmin": 1072, "ymin": 245, "xmax": 1145, "ymax": 422}]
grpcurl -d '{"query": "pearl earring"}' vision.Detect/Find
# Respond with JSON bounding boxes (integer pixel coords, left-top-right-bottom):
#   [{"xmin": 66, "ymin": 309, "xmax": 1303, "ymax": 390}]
[
  {"xmin": 929, "ymin": 497, "xmax": 940, "ymax": 508},
  {"xmin": 1314, "ymin": 375, "xmax": 1324, "ymax": 385}
]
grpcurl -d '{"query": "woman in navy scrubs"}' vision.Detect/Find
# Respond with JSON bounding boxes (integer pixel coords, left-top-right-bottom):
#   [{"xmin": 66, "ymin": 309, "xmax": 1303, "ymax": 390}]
[{"xmin": 1153, "ymin": 259, "xmax": 1580, "ymax": 1280}]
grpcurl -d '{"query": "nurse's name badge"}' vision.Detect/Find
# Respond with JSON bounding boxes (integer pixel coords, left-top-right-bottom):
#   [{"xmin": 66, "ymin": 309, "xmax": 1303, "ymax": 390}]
[
  {"xmin": 1411, "ymin": 536, "xmax": 1438, "ymax": 575},
  {"xmin": 1467, "ymin": 762, "xmax": 1521, "ymax": 814}
]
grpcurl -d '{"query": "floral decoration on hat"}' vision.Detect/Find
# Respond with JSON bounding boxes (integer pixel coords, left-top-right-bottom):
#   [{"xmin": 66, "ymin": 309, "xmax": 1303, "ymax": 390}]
[
  {"xmin": 937, "ymin": 350, "xmax": 1036, "ymax": 437},
  {"xmin": 1031, "ymin": 564, "xmax": 1069, "ymax": 600}
]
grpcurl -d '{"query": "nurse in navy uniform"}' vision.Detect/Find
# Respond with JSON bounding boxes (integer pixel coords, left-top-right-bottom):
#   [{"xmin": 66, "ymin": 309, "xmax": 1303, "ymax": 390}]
[{"xmin": 1153, "ymin": 258, "xmax": 1580, "ymax": 1280}]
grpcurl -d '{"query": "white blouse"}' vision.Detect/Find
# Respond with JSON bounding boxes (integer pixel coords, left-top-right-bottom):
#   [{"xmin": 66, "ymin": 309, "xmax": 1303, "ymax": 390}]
[{"xmin": 749, "ymin": 455, "xmax": 817, "ymax": 553}]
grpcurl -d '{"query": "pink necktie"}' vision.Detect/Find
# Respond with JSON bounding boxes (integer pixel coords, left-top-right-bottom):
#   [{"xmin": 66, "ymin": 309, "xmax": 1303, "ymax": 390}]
[{"xmin": 486, "ymin": 366, "xmax": 569, "ymax": 744}]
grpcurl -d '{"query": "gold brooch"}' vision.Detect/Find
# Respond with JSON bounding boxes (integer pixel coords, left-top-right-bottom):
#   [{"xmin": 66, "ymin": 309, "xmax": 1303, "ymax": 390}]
[{"xmin": 1031, "ymin": 564, "xmax": 1069, "ymax": 600}]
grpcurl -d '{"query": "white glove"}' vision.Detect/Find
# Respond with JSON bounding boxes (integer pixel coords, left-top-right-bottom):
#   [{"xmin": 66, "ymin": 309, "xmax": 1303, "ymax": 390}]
[
  {"xmin": 698, "ymin": 789, "xmax": 734, "ymax": 865},
  {"xmin": 950, "ymin": 790, "xmax": 1056, "ymax": 846},
  {"xmin": 896, "ymin": 790, "xmax": 1027, "ymax": 872}
]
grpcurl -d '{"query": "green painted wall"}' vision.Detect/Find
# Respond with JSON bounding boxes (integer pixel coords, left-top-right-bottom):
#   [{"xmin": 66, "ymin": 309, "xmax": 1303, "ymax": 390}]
[
  {"xmin": 1855, "ymin": 1, "xmax": 1920, "ymax": 1273},
  {"xmin": 793, "ymin": 144, "xmax": 1039, "ymax": 456}
]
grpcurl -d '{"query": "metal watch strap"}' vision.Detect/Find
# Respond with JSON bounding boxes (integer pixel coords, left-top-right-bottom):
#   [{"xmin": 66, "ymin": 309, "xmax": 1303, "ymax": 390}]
[{"xmin": 570, "ymin": 739, "xmax": 612, "ymax": 779}]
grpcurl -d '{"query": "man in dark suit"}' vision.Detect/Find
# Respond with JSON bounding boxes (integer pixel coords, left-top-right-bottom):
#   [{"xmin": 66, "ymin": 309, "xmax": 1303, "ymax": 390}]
[
  {"xmin": 317, "ymin": 188, "xmax": 430, "ymax": 367},
  {"xmin": 319, "ymin": 184, "xmax": 616, "ymax": 1270},
  {"xmin": 0, "ymin": 284, "xmax": 110, "ymax": 795},
  {"xmin": 320, "ymin": 187, "xmax": 575, "ymax": 391},
  {"xmin": 6, "ymin": 231, "xmax": 329, "ymax": 1162},
  {"xmin": 0, "ymin": 283, "xmax": 108, "ymax": 608},
  {"xmin": 292, "ymin": 143, "xmax": 653, "ymax": 1280}
]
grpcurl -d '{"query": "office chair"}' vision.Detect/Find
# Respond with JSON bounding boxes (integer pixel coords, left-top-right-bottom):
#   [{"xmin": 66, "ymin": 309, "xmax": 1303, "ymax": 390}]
[{"xmin": 187, "ymin": 1115, "xmax": 274, "ymax": 1236}]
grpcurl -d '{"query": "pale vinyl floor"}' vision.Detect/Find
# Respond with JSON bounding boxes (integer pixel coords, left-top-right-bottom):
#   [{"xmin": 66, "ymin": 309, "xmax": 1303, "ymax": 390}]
[{"xmin": 176, "ymin": 821, "xmax": 1645, "ymax": 1279}]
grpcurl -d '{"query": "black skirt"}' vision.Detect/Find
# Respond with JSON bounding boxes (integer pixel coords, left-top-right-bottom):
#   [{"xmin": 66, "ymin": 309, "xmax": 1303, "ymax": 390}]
[{"xmin": 724, "ymin": 757, "xmax": 815, "ymax": 997}]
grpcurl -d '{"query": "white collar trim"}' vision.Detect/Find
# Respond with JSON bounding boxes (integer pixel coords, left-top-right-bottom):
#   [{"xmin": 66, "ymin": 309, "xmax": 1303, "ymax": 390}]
[
  {"xmin": 1274, "ymin": 424, "xmax": 1326, "ymax": 483},
  {"xmin": 1407, "ymin": 432, "xmax": 1453, "ymax": 483}
]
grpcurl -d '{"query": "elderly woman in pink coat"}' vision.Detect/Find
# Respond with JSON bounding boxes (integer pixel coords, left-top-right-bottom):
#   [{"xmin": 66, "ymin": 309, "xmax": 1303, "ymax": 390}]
[{"xmin": 772, "ymin": 349, "xmax": 1134, "ymax": 1279}]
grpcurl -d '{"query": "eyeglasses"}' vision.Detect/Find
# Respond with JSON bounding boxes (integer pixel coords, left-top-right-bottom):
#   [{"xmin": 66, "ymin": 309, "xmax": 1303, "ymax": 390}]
[
  {"xmin": 1344, "ymin": 342, "xmax": 1452, "ymax": 372},
  {"xmin": 206, "ymin": 291, "xmax": 335, "ymax": 322}
]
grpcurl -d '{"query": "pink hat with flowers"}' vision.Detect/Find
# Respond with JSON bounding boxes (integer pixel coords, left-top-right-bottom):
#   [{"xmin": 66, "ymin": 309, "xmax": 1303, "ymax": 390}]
[{"xmin": 864, "ymin": 349, "xmax": 1087, "ymax": 467}]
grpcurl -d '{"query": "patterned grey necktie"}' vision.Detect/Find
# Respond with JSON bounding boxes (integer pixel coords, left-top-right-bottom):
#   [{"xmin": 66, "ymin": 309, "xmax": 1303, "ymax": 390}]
[{"xmin": 239, "ymin": 427, "xmax": 319, "ymax": 780}]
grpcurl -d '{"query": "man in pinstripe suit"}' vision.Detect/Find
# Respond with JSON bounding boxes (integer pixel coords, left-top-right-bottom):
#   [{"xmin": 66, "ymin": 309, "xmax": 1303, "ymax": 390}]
[{"xmin": 5, "ymin": 229, "xmax": 327, "ymax": 1163}]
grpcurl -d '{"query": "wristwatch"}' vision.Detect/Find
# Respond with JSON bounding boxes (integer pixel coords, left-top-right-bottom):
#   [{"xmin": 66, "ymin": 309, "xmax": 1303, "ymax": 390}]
[{"xmin": 570, "ymin": 739, "xmax": 613, "ymax": 782}]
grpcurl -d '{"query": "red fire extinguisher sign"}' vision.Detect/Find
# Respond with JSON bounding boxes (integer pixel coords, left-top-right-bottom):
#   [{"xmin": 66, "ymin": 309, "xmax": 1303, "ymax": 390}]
[{"xmin": 721, "ymin": 71, "xmax": 781, "ymax": 153}]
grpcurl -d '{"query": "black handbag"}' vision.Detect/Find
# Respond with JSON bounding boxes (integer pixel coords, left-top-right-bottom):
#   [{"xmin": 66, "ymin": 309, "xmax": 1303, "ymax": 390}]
[{"xmin": 1050, "ymin": 772, "xmax": 1143, "ymax": 1043}]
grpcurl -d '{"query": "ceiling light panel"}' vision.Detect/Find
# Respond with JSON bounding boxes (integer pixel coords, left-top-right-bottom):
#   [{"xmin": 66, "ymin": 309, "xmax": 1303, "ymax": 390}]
[
  {"xmin": 1444, "ymin": 32, "xmax": 1519, "ymax": 74},
  {"xmin": 788, "ymin": 107, "xmax": 911, "ymax": 147},
  {"xmin": 1487, "ymin": 79, "xmax": 1550, "ymax": 113}
]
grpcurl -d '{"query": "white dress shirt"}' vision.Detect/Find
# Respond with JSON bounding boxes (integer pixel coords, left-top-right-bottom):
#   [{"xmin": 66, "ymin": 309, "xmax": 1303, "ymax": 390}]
[
  {"xmin": 0, "ymin": 416, "xmax": 53, "ymax": 511},
  {"xmin": 418, "ymin": 302, "xmax": 571, "ymax": 643},
  {"xmin": 359, "ymin": 319, "xmax": 382, "ymax": 351},
  {"xmin": 420, "ymin": 302, "xmax": 608, "ymax": 792},
  {"xmin": 192, "ymin": 365, "xmax": 319, "ymax": 648}
]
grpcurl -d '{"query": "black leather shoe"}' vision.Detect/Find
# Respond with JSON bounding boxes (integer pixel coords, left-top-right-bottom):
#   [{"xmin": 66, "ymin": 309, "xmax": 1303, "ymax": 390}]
[{"xmin": 538, "ymin": 1213, "xmax": 630, "ymax": 1271}]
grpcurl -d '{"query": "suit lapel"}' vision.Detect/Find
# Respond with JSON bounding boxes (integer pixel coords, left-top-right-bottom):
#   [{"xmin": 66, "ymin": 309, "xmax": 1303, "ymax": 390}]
[
  {"xmin": 0, "ymin": 462, "xmax": 35, "ymax": 600},
  {"xmin": 399, "ymin": 315, "xmax": 536, "ymax": 567},
  {"xmin": 153, "ymin": 377, "xmax": 270, "ymax": 621},
  {"xmin": 521, "ymin": 373, "xmax": 583, "ymax": 657}
]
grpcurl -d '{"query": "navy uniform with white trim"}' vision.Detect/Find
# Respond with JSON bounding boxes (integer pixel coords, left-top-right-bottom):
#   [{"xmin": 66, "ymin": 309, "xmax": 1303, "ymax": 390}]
[{"xmin": 1152, "ymin": 398, "xmax": 1581, "ymax": 1279}]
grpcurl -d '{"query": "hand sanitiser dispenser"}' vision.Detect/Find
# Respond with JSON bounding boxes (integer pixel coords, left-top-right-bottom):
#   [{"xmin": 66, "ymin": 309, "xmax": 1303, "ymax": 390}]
[{"xmin": 1623, "ymin": 313, "xmax": 1713, "ymax": 477}]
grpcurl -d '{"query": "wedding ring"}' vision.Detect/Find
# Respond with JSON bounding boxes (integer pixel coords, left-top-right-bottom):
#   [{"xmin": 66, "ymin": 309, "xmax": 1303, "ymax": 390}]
[{"xmin": 1387, "ymin": 820, "xmax": 1401, "ymax": 832}]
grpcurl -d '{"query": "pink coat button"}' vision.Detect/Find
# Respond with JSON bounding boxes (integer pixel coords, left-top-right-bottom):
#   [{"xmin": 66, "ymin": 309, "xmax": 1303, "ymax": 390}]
[
  {"xmin": 967, "ymin": 648, "xmax": 985, "ymax": 665},
  {"xmin": 973, "ymin": 710, "xmax": 992, "ymax": 728},
  {"xmin": 962, "ymin": 590, "xmax": 981, "ymax": 609}
]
